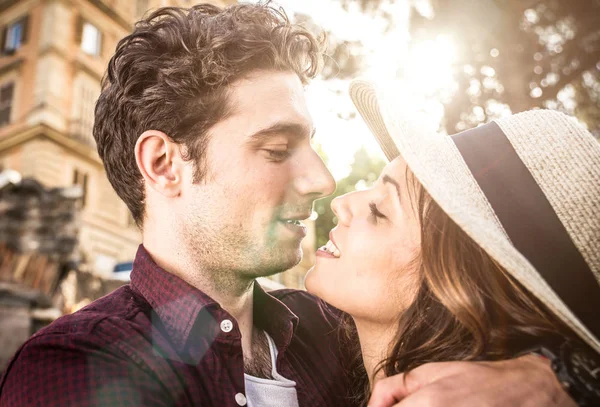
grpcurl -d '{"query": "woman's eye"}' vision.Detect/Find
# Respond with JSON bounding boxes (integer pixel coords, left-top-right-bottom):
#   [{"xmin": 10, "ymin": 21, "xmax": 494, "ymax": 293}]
[
  {"xmin": 369, "ymin": 202, "xmax": 386, "ymax": 223},
  {"xmin": 263, "ymin": 149, "xmax": 290, "ymax": 162}
]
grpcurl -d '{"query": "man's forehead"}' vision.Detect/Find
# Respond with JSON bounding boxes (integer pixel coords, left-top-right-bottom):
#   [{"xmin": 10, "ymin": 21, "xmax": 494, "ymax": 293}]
[
  {"xmin": 227, "ymin": 70, "xmax": 307, "ymax": 112},
  {"xmin": 221, "ymin": 70, "xmax": 314, "ymax": 140}
]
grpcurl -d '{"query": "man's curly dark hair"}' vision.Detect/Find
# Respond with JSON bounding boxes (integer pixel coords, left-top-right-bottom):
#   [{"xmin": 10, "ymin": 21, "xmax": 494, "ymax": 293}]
[{"xmin": 93, "ymin": 2, "xmax": 323, "ymax": 227}]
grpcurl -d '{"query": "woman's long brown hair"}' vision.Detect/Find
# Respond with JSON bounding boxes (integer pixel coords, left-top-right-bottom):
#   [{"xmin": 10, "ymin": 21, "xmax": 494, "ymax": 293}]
[{"xmin": 342, "ymin": 169, "xmax": 576, "ymax": 404}]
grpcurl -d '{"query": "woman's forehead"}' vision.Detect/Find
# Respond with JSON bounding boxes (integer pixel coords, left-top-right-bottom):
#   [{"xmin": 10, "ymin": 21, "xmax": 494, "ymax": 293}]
[{"xmin": 381, "ymin": 156, "xmax": 408, "ymax": 180}]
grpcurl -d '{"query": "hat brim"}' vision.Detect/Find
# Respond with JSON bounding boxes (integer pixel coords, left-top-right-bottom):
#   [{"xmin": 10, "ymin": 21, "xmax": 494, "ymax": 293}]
[{"xmin": 349, "ymin": 79, "xmax": 600, "ymax": 353}]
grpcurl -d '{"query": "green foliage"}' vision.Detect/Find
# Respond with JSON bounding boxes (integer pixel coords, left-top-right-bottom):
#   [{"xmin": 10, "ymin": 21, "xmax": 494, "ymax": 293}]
[{"xmin": 314, "ymin": 147, "xmax": 387, "ymax": 249}]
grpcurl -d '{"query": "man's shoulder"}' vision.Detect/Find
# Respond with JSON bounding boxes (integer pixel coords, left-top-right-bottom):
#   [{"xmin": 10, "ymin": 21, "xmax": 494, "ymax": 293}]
[
  {"xmin": 11, "ymin": 284, "xmax": 151, "ymax": 362},
  {"xmin": 0, "ymin": 285, "xmax": 155, "ymax": 393},
  {"xmin": 269, "ymin": 288, "xmax": 345, "ymax": 329},
  {"xmin": 269, "ymin": 288, "xmax": 319, "ymax": 302},
  {"xmin": 269, "ymin": 288, "xmax": 330, "ymax": 309},
  {"xmin": 0, "ymin": 286, "xmax": 169, "ymax": 406}
]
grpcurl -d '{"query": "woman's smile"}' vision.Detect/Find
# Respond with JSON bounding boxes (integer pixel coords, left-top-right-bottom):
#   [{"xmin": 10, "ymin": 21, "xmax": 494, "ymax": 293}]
[{"xmin": 317, "ymin": 231, "xmax": 341, "ymax": 258}]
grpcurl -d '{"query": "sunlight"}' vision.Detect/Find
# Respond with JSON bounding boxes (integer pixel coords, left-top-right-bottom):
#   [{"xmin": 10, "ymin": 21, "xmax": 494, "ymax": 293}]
[
  {"xmin": 264, "ymin": 0, "xmax": 461, "ymax": 179},
  {"xmin": 402, "ymin": 34, "xmax": 457, "ymax": 97},
  {"xmin": 361, "ymin": 33, "xmax": 458, "ymax": 139}
]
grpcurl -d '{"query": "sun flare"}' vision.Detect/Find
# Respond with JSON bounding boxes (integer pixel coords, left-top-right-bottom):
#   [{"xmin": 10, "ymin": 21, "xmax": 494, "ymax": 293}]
[{"xmin": 403, "ymin": 34, "xmax": 457, "ymax": 96}]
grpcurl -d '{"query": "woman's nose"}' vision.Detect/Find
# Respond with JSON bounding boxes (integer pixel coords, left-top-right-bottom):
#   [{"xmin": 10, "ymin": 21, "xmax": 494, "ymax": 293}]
[{"xmin": 331, "ymin": 193, "xmax": 352, "ymax": 226}]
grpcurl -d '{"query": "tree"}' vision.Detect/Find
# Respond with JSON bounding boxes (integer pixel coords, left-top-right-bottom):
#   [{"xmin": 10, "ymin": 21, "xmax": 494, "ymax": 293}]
[
  {"xmin": 327, "ymin": 0, "xmax": 600, "ymax": 136},
  {"xmin": 409, "ymin": 0, "xmax": 600, "ymax": 134},
  {"xmin": 308, "ymin": 0, "xmax": 600, "ymax": 251},
  {"xmin": 295, "ymin": 12, "xmax": 365, "ymax": 79},
  {"xmin": 314, "ymin": 147, "xmax": 386, "ymax": 249}
]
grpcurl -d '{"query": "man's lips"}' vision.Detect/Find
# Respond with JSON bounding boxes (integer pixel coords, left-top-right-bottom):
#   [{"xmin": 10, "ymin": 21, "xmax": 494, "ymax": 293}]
[
  {"xmin": 279, "ymin": 212, "xmax": 312, "ymax": 222},
  {"xmin": 277, "ymin": 214, "xmax": 309, "ymax": 238}
]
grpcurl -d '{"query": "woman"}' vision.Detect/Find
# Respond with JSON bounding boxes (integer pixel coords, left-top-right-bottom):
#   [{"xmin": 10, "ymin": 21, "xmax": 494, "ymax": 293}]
[{"xmin": 305, "ymin": 80, "xmax": 600, "ymax": 405}]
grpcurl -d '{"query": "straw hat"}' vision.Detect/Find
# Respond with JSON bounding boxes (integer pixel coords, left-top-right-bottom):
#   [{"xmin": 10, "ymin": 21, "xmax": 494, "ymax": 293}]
[{"xmin": 349, "ymin": 79, "xmax": 600, "ymax": 353}]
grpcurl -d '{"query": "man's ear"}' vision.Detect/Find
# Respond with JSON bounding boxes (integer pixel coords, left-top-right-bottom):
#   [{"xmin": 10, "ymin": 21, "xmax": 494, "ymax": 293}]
[{"xmin": 135, "ymin": 130, "xmax": 183, "ymax": 198}]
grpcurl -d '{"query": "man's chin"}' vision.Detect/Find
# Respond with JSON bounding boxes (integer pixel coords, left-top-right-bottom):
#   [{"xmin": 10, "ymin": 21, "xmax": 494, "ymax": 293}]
[{"xmin": 246, "ymin": 246, "xmax": 303, "ymax": 279}]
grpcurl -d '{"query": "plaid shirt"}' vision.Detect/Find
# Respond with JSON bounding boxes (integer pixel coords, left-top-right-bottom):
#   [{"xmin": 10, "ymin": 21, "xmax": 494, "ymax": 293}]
[{"xmin": 0, "ymin": 245, "xmax": 354, "ymax": 406}]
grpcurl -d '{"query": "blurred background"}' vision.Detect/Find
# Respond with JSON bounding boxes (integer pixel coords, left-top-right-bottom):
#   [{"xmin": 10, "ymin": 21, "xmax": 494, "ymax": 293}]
[{"xmin": 0, "ymin": 0, "xmax": 599, "ymax": 371}]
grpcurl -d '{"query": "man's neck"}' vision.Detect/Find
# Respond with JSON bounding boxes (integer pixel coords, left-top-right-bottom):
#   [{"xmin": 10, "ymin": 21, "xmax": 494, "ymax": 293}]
[
  {"xmin": 353, "ymin": 318, "xmax": 398, "ymax": 390},
  {"xmin": 142, "ymin": 237, "xmax": 261, "ymax": 365}
]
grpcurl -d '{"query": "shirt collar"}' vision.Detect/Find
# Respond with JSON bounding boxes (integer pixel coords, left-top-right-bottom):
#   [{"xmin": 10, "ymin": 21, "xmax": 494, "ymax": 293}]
[
  {"xmin": 253, "ymin": 282, "xmax": 299, "ymax": 353},
  {"xmin": 130, "ymin": 245, "xmax": 299, "ymax": 354},
  {"xmin": 130, "ymin": 245, "xmax": 218, "ymax": 352}
]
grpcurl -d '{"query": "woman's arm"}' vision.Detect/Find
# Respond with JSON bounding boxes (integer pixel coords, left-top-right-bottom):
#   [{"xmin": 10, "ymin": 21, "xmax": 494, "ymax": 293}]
[{"xmin": 367, "ymin": 355, "xmax": 576, "ymax": 407}]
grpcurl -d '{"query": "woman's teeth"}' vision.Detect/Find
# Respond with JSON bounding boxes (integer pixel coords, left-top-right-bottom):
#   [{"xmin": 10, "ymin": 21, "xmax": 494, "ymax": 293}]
[{"xmin": 320, "ymin": 240, "xmax": 340, "ymax": 258}]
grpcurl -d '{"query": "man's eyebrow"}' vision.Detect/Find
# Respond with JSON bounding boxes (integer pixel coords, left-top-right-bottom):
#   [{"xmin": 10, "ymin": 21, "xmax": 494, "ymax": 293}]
[
  {"xmin": 382, "ymin": 174, "xmax": 402, "ymax": 202},
  {"xmin": 247, "ymin": 122, "xmax": 316, "ymax": 142}
]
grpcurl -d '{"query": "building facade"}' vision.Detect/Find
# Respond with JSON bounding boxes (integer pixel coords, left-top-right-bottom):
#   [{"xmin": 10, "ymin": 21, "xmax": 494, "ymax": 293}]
[{"xmin": 0, "ymin": 0, "xmax": 314, "ymax": 289}]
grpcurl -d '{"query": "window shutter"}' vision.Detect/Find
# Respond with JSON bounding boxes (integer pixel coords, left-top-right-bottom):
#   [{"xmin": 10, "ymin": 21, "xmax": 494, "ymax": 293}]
[
  {"xmin": 75, "ymin": 15, "xmax": 83, "ymax": 46},
  {"xmin": 1, "ymin": 82, "xmax": 14, "ymax": 103},
  {"xmin": 20, "ymin": 15, "xmax": 29, "ymax": 44},
  {"xmin": 0, "ymin": 26, "xmax": 7, "ymax": 53},
  {"xmin": 82, "ymin": 173, "xmax": 88, "ymax": 207},
  {"xmin": 0, "ymin": 109, "xmax": 9, "ymax": 126},
  {"xmin": 0, "ymin": 82, "xmax": 13, "ymax": 126}
]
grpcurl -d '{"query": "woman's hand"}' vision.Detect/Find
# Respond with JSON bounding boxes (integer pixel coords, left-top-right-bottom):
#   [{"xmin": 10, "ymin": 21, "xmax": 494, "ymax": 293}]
[{"xmin": 367, "ymin": 355, "xmax": 577, "ymax": 407}]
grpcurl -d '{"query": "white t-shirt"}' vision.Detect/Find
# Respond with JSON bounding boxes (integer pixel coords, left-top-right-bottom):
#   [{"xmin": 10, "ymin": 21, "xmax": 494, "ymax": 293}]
[{"xmin": 244, "ymin": 332, "xmax": 300, "ymax": 407}]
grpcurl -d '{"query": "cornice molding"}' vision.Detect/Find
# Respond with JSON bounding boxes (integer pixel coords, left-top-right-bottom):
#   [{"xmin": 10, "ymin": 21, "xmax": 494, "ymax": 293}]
[
  {"xmin": 73, "ymin": 58, "xmax": 104, "ymax": 81},
  {"xmin": 87, "ymin": 0, "xmax": 131, "ymax": 32},
  {"xmin": 44, "ymin": 0, "xmax": 74, "ymax": 7},
  {"xmin": 38, "ymin": 44, "xmax": 69, "ymax": 60},
  {"xmin": 0, "ymin": 57, "xmax": 24, "ymax": 76},
  {"xmin": 0, "ymin": 123, "xmax": 102, "ymax": 165},
  {"xmin": 0, "ymin": 0, "xmax": 21, "ymax": 15}
]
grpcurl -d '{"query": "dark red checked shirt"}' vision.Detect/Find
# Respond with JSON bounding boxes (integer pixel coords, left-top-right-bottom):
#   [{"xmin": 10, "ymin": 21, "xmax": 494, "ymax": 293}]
[{"xmin": 0, "ymin": 245, "xmax": 355, "ymax": 406}]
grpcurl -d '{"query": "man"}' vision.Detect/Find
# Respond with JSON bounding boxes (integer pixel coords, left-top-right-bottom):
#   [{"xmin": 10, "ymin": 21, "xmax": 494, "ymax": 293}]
[{"xmin": 0, "ymin": 3, "xmax": 575, "ymax": 406}]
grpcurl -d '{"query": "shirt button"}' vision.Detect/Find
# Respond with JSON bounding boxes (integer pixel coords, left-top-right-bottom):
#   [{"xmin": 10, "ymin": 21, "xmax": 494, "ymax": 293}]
[
  {"xmin": 220, "ymin": 319, "xmax": 233, "ymax": 333},
  {"xmin": 235, "ymin": 392, "xmax": 247, "ymax": 406}
]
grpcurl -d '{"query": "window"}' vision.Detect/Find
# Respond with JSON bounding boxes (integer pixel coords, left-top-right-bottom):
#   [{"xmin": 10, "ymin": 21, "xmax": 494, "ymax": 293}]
[
  {"xmin": 71, "ymin": 77, "xmax": 99, "ymax": 146},
  {"xmin": 73, "ymin": 169, "xmax": 89, "ymax": 208},
  {"xmin": 1, "ymin": 16, "xmax": 28, "ymax": 54},
  {"xmin": 0, "ymin": 82, "xmax": 14, "ymax": 127},
  {"xmin": 80, "ymin": 21, "xmax": 102, "ymax": 56}
]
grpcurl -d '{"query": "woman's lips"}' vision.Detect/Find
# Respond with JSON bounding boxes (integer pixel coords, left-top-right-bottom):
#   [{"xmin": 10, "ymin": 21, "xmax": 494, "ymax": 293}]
[
  {"xmin": 316, "ymin": 248, "xmax": 338, "ymax": 259},
  {"xmin": 317, "ymin": 232, "xmax": 340, "ymax": 258},
  {"xmin": 329, "ymin": 231, "xmax": 339, "ymax": 250}
]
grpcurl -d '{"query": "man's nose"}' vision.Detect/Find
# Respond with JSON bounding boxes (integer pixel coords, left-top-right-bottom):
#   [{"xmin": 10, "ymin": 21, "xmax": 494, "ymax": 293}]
[{"xmin": 293, "ymin": 149, "xmax": 336, "ymax": 199}]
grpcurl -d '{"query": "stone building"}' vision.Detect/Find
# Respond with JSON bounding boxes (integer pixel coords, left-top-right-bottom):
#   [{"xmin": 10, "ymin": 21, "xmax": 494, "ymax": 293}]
[{"xmin": 0, "ymin": 0, "xmax": 315, "ymax": 289}]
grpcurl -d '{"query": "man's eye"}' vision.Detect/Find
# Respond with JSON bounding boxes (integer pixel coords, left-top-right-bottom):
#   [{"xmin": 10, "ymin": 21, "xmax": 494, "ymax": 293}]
[
  {"xmin": 263, "ymin": 149, "xmax": 290, "ymax": 161},
  {"xmin": 369, "ymin": 202, "xmax": 386, "ymax": 223}
]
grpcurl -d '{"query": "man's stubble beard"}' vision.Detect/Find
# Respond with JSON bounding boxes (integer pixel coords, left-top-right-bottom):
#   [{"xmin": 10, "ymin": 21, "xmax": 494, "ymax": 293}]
[{"xmin": 182, "ymin": 215, "xmax": 303, "ymax": 286}]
